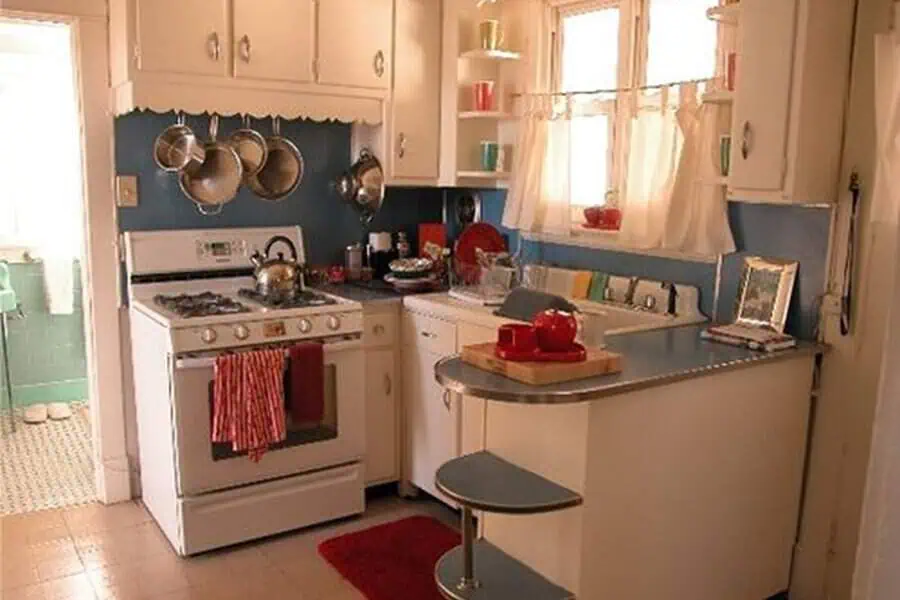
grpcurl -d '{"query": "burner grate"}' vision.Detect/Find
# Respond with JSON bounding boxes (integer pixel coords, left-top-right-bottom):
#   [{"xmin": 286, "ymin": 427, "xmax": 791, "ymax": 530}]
[
  {"xmin": 238, "ymin": 289, "xmax": 338, "ymax": 309},
  {"xmin": 154, "ymin": 292, "xmax": 251, "ymax": 318}
]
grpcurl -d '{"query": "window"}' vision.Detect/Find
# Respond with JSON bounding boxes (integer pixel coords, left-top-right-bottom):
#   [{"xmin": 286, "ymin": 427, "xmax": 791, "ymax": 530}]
[{"xmin": 555, "ymin": 0, "xmax": 718, "ymax": 228}]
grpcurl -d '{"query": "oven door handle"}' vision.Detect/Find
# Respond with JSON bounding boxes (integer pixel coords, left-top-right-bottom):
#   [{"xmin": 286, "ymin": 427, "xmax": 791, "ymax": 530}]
[{"xmin": 174, "ymin": 339, "xmax": 362, "ymax": 371}]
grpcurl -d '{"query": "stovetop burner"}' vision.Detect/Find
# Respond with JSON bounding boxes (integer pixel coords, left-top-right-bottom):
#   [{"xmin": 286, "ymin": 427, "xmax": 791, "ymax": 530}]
[
  {"xmin": 238, "ymin": 289, "xmax": 338, "ymax": 309},
  {"xmin": 154, "ymin": 292, "xmax": 251, "ymax": 318}
]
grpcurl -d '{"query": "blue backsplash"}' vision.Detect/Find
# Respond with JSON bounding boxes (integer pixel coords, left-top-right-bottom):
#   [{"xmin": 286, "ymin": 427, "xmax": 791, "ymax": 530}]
[
  {"xmin": 479, "ymin": 191, "xmax": 832, "ymax": 340},
  {"xmin": 115, "ymin": 111, "xmax": 444, "ymax": 266},
  {"xmin": 116, "ymin": 111, "xmax": 832, "ymax": 340}
]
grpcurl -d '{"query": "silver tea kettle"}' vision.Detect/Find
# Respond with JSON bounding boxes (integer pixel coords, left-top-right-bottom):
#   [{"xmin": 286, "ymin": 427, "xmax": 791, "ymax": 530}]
[
  {"xmin": 250, "ymin": 235, "xmax": 303, "ymax": 297},
  {"xmin": 336, "ymin": 149, "xmax": 385, "ymax": 224}
]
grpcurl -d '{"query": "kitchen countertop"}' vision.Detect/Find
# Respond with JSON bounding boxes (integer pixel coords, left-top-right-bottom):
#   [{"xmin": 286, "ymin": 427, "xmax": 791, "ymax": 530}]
[
  {"xmin": 435, "ymin": 324, "xmax": 824, "ymax": 405},
  {"xmin": 316, "ymin": 283, "xmax": 409, "ymax": 306}
]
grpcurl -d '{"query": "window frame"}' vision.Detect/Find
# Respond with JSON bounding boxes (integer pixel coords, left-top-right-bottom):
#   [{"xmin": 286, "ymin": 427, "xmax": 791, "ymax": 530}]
[{"xmin": 550, "ymin": 0, "xmax": 719, "ymax": 236}]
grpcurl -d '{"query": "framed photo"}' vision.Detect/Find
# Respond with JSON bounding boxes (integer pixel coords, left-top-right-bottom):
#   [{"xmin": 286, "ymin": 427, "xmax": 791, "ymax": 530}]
[{"xmin": 734, "ymin": 256, "xmax": 798, "ymax": 333}]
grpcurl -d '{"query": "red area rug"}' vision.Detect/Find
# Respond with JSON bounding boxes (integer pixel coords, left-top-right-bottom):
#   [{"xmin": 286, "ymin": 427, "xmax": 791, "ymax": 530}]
[{"xmin": 318, "ymin": 515, "xmax": 461, "ymax": 600}]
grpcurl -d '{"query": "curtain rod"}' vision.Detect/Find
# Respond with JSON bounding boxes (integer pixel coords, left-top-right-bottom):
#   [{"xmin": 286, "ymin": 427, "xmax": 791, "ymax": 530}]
[{"xmin": 512, "ymin": 77, "xmax": 715, "ymax": 98}]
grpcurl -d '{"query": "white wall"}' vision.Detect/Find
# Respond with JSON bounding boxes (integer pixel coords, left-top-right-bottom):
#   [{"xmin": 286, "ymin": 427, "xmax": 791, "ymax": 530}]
[{"xmin": 792, "ymin": 0, "xmax": 900, "ymax": 598}]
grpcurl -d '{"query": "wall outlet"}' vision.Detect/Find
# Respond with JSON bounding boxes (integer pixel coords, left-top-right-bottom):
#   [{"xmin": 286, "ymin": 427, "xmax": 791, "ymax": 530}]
[{"xmin": 116, "ymin": 175, "xmax": 139, "ymax": 207}]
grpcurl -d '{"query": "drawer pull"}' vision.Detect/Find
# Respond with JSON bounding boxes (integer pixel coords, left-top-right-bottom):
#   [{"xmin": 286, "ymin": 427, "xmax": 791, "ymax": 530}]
[
  {"xmin": 398, "ymin": 133, "xmax": 407, "ymax": 158},
  {"xmin": 374, "ymin": 50, "xmax": 386, "ymax": 78},
  {"xmin": 207, "ymin": 32, "xmax": 221, "ymax": 61},
  {"xmin": 239, "ymin": 34, "xmax": 252, "ymax": 62},
  {"xmin": 384, "ymin": 374, "xmax": 392, "ymax": 395},
  {"xmin": 421, "ymin": 331, "xmax": 436, "ymax": 339},
  {"xmin": 741, "ymin": 120, "xmax": 753, "ymax": 159}
]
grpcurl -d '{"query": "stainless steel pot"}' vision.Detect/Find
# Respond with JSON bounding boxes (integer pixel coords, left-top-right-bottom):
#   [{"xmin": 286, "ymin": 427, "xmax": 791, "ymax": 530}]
[
  {"xmin": 336, "ymin": 149, "xmax": 385, "ymax": 224},
  {"xmin": 178, "ymin": 115, "xmax": 243, "ymax": 215},
  {"xmin": 247, "ymin": 118, "xmax": 305, "ymax": 202},
  {"xmin": 228, "ymin": 115, "xmax": 269, "ymax": 182},
  {"xmin": 250, "ymin": 235, "xmax": 304, "ymax": 297},
  {"xmin": 153, "ymin": 113, "xmax": 205, "ymax": 172}
]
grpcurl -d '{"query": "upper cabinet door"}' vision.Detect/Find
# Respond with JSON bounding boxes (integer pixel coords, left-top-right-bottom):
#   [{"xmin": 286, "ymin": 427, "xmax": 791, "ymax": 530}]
[
  {"xmin": 233, "ymin": 0, "xmax": 315, "ymax": 83},
  {"xmin": 728, "ymin": 0, "xmax": 798, "ymax": 192},
  {"xmin": 135, "ymin": 0, "xmax": 229, "ymax": 77},
  {"xmin": 391, "ymin": 0, "xmax": 441, "ymax": 181},
  {"xmin": 317, "ymin": 0, "xmax": 393, "ymax": 90}
]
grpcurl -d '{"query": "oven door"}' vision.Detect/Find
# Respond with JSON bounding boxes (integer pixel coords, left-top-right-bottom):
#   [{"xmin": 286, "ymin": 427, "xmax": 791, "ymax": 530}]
[{"xmin": 171, "ymin": 337, "xmax": 364, "ymax": 496}]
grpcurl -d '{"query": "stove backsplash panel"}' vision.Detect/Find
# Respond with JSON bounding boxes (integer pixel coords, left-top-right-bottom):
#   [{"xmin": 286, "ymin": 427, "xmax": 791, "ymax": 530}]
[{"xmin": 115, "ymin": 111, "xmax": 444, "ymax": 266}]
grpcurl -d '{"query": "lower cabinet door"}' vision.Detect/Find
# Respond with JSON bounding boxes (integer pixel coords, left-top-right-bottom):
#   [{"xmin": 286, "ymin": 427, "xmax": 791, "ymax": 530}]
[
  {"xmin": 404, "ymin": 345, "xmax": 460, "ymax": 503},
  {"xmin": 365, "ymin": 349, "xmax": 398, "ymax": 485}
]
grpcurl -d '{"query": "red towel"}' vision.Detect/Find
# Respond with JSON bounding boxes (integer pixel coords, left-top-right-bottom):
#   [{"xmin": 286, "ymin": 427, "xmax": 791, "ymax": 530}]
[
  {"xmin": 212, "ymin": 349, "xmax": 286, "ymax": 462},
  {"xmin": 289, "ymin": 343, "xmax": 325, "ymax": 425}
]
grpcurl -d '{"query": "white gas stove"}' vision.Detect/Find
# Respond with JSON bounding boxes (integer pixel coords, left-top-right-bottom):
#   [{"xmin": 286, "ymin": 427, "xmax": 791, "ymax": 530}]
[{"xmin": 125, "ymin": 227, "xmax": 365, "ymax": 556}]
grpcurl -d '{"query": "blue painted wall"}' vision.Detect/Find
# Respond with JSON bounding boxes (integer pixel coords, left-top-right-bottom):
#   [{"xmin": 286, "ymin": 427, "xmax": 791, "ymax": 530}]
[
  {"xmin": 115, "ymin": 112, "xmax": 832, "ymax": 340},
  {"xmin": 115, "ymin": 111, "xmax": 444, "ymax": 266},
  {"xmin": 479, "ymin": 191, "xmax": 832, "ymax": 340}
]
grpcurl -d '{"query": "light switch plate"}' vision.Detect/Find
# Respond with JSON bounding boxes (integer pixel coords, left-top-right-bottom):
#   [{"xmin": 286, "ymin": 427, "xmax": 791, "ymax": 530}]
[{"xmin": 116, "ymin": 175, "xmax": 139, "ymax": 207}]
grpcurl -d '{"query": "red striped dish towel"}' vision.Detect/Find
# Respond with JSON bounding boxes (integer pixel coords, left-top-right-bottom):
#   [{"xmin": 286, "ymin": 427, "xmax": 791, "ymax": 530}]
[{"xmin": 212, "ymin": 349, "xmax": 287, "ymax": 462}]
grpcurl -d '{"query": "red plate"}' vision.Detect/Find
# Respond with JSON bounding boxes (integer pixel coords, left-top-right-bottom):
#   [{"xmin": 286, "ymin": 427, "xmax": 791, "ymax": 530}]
[
  {"xmin": 494, "ymin": 343, "xmax": 587, "ymax": 363},
  {"xmin": 455, "ymin": 223, "xmax": 506, "ymax": 271}
]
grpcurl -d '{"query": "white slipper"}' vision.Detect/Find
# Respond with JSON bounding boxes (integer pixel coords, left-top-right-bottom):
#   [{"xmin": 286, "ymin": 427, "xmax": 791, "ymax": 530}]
[
  {"xmin": 48, "ymin": 403, "xmax": 72, "ymax": 420},
  {"xmin": 23, "ymin": 403, "xmax": 48, "ymax": 424}
]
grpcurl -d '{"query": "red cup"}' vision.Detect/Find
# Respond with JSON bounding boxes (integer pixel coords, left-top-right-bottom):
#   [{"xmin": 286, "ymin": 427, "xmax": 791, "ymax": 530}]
[
  {"xmin": 473, "ymin": 80, "xmax": 495, "ymax": 112},
  {"xmin": 497, "ymin": 324, "xmax": 538, "ymax": 353},
  {"xmin": 327, "ymin": 265, "xmax": 346, "ymax": 284}
]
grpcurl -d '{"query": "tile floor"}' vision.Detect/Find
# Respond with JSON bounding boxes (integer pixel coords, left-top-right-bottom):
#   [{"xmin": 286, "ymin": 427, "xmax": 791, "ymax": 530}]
[{"xmin": 0, "ymin": 494, "xmax": 457, "ymax": 600}]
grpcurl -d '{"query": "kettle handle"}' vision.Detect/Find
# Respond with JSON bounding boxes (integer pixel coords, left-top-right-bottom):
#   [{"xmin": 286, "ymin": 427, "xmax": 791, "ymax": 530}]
[{"xmin": 264, "ymin": 235, "xmax": 298, "ymax": 262}]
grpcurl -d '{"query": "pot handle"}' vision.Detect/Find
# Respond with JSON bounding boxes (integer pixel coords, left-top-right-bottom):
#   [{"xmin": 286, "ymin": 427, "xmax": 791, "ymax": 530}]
[
  {"xmin": 264, "ymin": 235, "xmax": 298, "ymax": 261},
  {"xmin": 209, "ymin": 115, "xmax": 219, "ymax": 142},
  {"xmin": 272, "ymin": 117, "xmax": 282, "ymax": 137},
  {"xmin": 195, "ymin": 201, "xmax": 224, "ymax": 216}
]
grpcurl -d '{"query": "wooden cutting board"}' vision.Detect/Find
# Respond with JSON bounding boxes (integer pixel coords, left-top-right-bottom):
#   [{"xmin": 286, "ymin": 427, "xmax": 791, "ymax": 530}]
[{"xmin": 461, "ymin": 343, "xmax": 623, "ymax": 385}]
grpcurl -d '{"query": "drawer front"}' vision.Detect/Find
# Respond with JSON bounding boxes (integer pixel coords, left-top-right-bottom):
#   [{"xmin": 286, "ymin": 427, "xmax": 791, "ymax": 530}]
[
  {"xmin": 363, "ymin": 311, "xmax": 398, "ymax": 348},
  {"xmin": 403, "ymin": 310, "xmax": 456, "ymax": 355}
]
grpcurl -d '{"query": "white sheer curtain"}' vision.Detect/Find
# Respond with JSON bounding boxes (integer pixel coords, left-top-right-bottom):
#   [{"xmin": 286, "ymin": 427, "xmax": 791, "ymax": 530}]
[
  {"xmin": 617, "ymin": 86, "xmax": 682, "ymax": 248},
  {"xmin": 503, "ymin": 0, "xmax": 575, "ymax": 234}
]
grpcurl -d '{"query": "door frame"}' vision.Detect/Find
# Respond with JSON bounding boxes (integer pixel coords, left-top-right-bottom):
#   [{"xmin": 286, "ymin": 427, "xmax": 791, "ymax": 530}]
[{"xmin": 1, "ymin": 1, "xmax": 131, "ymax": 504}]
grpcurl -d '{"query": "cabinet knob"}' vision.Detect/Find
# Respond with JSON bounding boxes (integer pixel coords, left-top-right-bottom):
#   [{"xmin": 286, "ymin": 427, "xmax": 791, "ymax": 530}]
[
  {"xmin": 384, "ymin": 374, "xmax": 392, "ymax": 396},
  {"xmin": 741, "ymin": 120, "xmax": 753, "ymax": 160},
  {"xmin": 398, "ymin": 133, "xmax": 407, "ymax": 159},
  {"xmin": 207, "ymin": 32, "xmax": 221, "ymax": 61},
  {"xmin": 374, "ymin": 50, "xmax": 385, "ymax": 78},
  {"xmin": 239, "ymin": 35, "xmax": 252, "ymax": 63}
]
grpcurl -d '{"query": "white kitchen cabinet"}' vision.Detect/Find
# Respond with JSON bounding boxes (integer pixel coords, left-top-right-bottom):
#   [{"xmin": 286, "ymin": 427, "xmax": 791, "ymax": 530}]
[
  {"xmin": 390, "ymin": 0, "xmax": 442, "ymax": 183},
  {"xmin": 317, "ymin": 0, "xmax": 393, "ymax": 90},
  {"xmin": 402, "ymin": 311, "xmax": 459, "ymax": 502},
  {"xmin": 233, "ymin": 0, "xmax": 315, "ymax": 83},
  {"xmin": 135, "ymin": 0, "xmax": 229, "ymax": 77},
  {"xmin": 727, "ymin": 0, "xmax": 854, "ymax": 204},
  {"xmin": 364, "ymin": 349, "xmax": 399, "ymax": 485},
  {"xmin": 457, "ymin": 322, "xmax": 494, "ymax": 457}
]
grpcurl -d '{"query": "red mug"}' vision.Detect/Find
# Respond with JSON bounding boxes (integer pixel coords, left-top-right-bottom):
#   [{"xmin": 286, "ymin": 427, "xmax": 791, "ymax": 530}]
[
  {"xmin": 497, "ymin": 324, "xmax": 538, "ymax": 353},
  {"xmin": 327, "ymin": 265, "xmax": 346, "ymax": 284},
  {"xmin": 473, "ymin": 80, "xmax": 495, "ymax": 112}
]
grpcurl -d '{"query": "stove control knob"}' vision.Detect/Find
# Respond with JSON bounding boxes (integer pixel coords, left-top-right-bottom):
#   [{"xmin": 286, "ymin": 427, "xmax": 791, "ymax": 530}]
[
  {"xmin": 234, "ymin": 325, "xmax": 250, "ymax": 340},
  {"xmin": 201, "ymin": 328, "xmax": 218, "ymax": 344},
  {"xmin": 298, "ymin": 319, "xmax": 313, "ymax": 334},
  {"xmin": 326, "ymin": 315, "xmax": 341, "ymax": 331}
]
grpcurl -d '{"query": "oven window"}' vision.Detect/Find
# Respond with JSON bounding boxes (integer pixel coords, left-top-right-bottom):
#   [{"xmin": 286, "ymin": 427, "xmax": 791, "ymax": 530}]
[{"xmin": 208, "ymin": 363, "xmax": 339, "ymax": 461}]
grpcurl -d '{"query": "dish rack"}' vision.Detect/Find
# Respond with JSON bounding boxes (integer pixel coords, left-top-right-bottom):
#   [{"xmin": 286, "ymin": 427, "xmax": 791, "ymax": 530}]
[{"xmin": 448, "ymin": 257, "xmax": 517, "ymax": 306}]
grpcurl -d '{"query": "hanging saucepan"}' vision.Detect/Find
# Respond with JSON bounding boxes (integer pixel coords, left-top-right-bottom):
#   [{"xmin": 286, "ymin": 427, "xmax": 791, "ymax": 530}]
[
  {"xmin": 247, "ymin": 117, "xmax": 305, "ymax": 202},
  {"xmin": 335, "ymin": 149, "xmax": 385, "ymax": 224},
  {"xmin": 178, "ymin": 115, "xmax": 243, "ymax": 215},
  {"xmin": 153, "ymin": 113, "xmax": 205, "ymax": 172},
  {"xmin": 228, "ymin": 115, "xmax": 268, "ymax": 182}
]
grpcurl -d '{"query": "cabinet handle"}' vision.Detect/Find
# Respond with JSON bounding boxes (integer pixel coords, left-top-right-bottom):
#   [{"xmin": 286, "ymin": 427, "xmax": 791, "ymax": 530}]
[
  {"xmin": 442, "ymin": 390, "xmax": 451, "ymax": 411},
  {"xmin": 741, "ymin": 120, "xmax": 753, "ymax": 160},
  {"xmin": 398, "ymin": 133, "xmax": 407, "ymax": 159},
  {"xmin": 239, "ymin": 35, "xmax": 252, "ymax": 63},
  {"xmin": 384, "ymin": 374, "xmax": 392, "ymax": 396},
  {"xmin": 207, "ymin": 32, "xmax": 221, "ymax": 61},
  {"xmin": 374, "ymin": 50, "xmax": 385, "ymax": 78},
  {"xmin": 421, "ymin": 331, "xmax": 436, "ymax": 339},
  {"xmin": 374, "ymin": 324, "xmax": 386, "ymax": 336}
]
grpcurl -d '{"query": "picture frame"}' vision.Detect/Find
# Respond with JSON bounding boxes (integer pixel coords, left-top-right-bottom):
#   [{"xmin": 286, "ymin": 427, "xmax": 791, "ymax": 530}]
[{"xmin": 733, "ymin": 256, "xmax": 798, "ymax": 333}]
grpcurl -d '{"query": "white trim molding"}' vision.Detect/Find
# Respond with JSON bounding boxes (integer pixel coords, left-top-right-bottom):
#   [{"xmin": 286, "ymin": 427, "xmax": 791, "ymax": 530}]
[{"xmin": 521, "ymin": 230, "xmax": 721, "ymax": 264}]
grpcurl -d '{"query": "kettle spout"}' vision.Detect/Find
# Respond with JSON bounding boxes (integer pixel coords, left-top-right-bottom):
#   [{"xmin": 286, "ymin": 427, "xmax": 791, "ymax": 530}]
[{"xmin": 249, "ymin": 250, "xmax": 264, "ymax": 268}]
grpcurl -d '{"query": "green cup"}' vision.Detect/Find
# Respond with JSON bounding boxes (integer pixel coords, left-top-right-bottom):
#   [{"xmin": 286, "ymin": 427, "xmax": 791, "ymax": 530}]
[{"xmin": 480, "ymin": 141, "xmax": 499, "ymax": 172}]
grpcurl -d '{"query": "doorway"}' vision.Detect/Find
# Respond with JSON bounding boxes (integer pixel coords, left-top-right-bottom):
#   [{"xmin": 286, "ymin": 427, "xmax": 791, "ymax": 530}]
[{"xmin": 0, "ymin": 18, "xmax": 94, "ymax": 515}]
